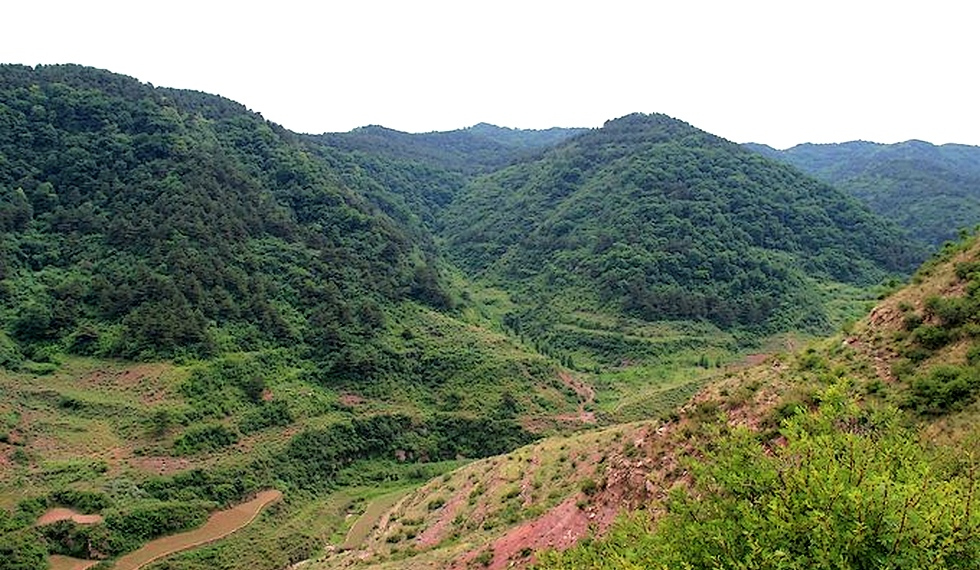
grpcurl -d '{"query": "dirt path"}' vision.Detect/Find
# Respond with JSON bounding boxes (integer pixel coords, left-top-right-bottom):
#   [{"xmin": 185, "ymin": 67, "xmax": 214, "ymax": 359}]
[
  {"xmin": 110, "ymin": 489, "xmax": 282, "ymax": 570},
  {"xmin": 49, "ymin": 555, "xmax": 98, "ymax": 570},
  {"xmin": 556, "ymin": 371, "xmax": 596, "ymax": 423}
]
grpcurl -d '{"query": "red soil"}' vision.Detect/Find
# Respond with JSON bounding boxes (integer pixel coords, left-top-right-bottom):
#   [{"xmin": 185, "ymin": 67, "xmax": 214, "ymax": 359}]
[
  {"xmin": 415, "ymin": 482, "xmax": 474, "ymax": 548},
  {"xmin": 339, "ymin": 393, "xmax": 366, "ymax": 407},
  {"xmin": 451, "ymin": 496, "xmax": 590, "ymax": 570},
  {"xmin": 37, "ymin": 508, "xmax": 104, "ymax": 526}
]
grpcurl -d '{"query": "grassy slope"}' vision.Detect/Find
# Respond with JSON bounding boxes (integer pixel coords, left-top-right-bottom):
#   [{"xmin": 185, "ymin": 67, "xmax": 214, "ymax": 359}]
[
  {"xmin": 305, "ymin": 236, "xmax": 980, "ymax": 569},
  {"xmin": 0, "ymin": 296, "xmax": 590, "ymax": 568},
  {"xmin": 534, "ymin": 235, "xmax": 980, "ymax": 568}
]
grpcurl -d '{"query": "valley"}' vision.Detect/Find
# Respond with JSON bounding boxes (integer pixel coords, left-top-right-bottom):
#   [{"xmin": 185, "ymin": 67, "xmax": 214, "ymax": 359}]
[{"xmin": 1, "ymin": 63, "xmax": 979, "ymax": 569}]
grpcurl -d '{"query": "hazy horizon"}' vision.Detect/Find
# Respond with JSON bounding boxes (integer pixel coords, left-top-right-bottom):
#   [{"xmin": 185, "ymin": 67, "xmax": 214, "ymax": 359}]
[{"xmin": 4, "ymin": 1, "xmax": 978, "ymax": 149}]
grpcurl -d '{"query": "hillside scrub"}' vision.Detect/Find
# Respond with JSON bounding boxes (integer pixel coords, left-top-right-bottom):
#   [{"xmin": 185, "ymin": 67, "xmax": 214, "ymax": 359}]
[{"xmin": 537, "ymin": 389, "xmax": 980, "ymax": 569}]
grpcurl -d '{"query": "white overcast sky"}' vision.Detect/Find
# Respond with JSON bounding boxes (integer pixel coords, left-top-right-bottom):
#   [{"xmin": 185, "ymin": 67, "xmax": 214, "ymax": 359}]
[{"xmin": 3, "ymin": 0, "xmax": 978, "ymax": 148}]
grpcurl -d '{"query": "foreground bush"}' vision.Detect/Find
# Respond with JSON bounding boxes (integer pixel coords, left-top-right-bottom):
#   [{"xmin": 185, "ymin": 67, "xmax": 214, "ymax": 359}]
[{"xmin": 538, "ymin": 389, "xmax": 980, "ymax": 569}]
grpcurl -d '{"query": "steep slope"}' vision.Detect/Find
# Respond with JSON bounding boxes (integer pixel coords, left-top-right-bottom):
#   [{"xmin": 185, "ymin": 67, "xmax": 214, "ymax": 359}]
[
  {"xmin": 0, "ymin": 65, "xmax": 590, "ymax": 570},
  {"xmin": 324, "ymin": 235, "xmax": 980, "ymax": 570},
  {"xmin": 746, "ymin": 140, "xmax": 980, "ymax": 247},
  {"xmin": 538, "ymin": 234, "xmax": 980, "ymax": 569},
  {"xmin": 0, "ymin": 63, "xmax": 452, "ymax": 364},
  {"xmin": 444, "ymin": 113, "xmax": 924, "ymax": 335}
]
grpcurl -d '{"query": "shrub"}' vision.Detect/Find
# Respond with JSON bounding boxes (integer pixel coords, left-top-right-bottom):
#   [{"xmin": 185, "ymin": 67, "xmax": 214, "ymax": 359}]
[
  {"xmin": 427, "ymin": 497, "xmax": 446, "ymax": 511},
  {"xmin": 902, "ymin": 313, "xmax": 924, "ymax": 331},
  {"xmin": 238, "ymin": 400, "xmax": 293, "ymax": 434},
  {"xmin": 0, "ymin": 529, "xmax": 47, "ymax": 570},
  {"xmin": 172, "ymin": 424, "xmax": 238, "ymax": 455},
  {"xmin": 579, "ymin": 478, "xmax": 599, "ymax": 496},
  {"xmin": 104, "ymin": 501, "xmax": 209, "ymax": 545},
  {"xmin": 907, "ymin": 365, "xmax": 980, "ymax": 415},
  {"xmin": 912, "ymin": 325, "xmax": 951, "ymax": 351},
  {"xmin": 50, "ymin": 489, "xmax": 112, "ymax": 513},
  {"xmin": 538, "ymin": 395, "xmax": 980, "ymax": 569}
]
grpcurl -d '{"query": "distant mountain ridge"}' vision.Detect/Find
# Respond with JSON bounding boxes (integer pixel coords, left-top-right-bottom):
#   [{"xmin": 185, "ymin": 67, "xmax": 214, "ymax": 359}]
[
  {"xmin": 307, "ymin": 122, "xmax": 587, "ymax": 175},
  {"xmin": 745, "ymin": 139, "xmax": 980, "ymax": 247}
]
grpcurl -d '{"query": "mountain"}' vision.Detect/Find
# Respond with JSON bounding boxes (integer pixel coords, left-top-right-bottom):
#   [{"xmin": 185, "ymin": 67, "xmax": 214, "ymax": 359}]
[
  {"xmin": 444, "ymin": 113, "xmax": 925, "ymax": 336},
  {"xmin": 307, "ymin": 123, "xmax": 587, "ymax": 176},
  {"xmin": 0, "ymin": 65, "xmax": 948, "ymax": 570},
  {"xmin": 0, "ymin": 65, "xmax": 585, "ymax": 569},
  {"xmin": 302, "ymin": 124, "xmax": 587, "ymax": 232},
  {"xmin": 0, "ymin": 63, "xmax": 455, "ymax": 365},
  {"xmin": 745, "ymin": 140, "xmax": 980, "ymax": 247}
]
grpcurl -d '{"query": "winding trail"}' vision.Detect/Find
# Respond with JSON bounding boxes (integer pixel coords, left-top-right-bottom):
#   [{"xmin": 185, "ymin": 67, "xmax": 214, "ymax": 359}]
[{"xmin": 110, "ymin": 489, "xmax": 282, "ymax": 570}]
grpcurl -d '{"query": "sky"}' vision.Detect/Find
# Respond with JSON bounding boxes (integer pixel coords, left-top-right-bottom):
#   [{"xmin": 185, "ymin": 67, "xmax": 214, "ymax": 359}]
[{"xmin": 3, "ymin": 0, "xmax": 978, "ymax": 148}]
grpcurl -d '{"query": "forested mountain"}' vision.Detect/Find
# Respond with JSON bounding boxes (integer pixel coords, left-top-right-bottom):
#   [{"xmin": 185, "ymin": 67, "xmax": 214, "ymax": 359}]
[
  {"xmin": 444, "ymin": 113, "xmax": 924, "ymax": 333},
  {"xmin": 303, "ymin": 123, "xmax": 586, "ymax": 231},
  {"xmin": 0, "ymin": 65, "xmax": 576, "ymax": 570},
  {"xmin": 746, "ymin": 140, "xmax": 980, "ymax": 247},
  {"xmin": 0, "ymin": 64, "xmax": 454, "ymax": 365}
]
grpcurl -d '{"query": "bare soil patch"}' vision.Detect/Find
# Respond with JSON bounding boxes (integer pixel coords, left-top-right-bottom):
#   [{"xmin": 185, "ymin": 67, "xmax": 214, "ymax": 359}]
[
  {"xmin": 451, "ymin": 496, "xmax": 589, "ymax": 570},
  {"xmin": 37, "ymin": 508, "xmax": 104, "ymax": 526},
  {"xmin": 339, "ymin": 393, "xmax": 366, "ymax": 407},
  {"xmin": 128, "ymin": 455, "xmax": 192, "ymax": 475}
]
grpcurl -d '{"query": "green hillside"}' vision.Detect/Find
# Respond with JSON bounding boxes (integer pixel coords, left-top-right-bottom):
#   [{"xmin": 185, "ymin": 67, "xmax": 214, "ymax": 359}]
[
  {"xmin": 308, "ymin": 123, "xmax": 586, "ymax": 176},
  {"xmin": 302, "ymin": 123, "xmax": 587, "ymax": 233},
  {"xmin": 537, "ymin": 234, "xmax": 980, "ymax": 570},
  {"xmin": 0, "ymin": 65, "xmax": 948, "ymax": 570},
  {"xmin": 444, "ymin": 113, "xmax": 924, "ymax": 336},
  {"xmin": 746, "ymin": 140, "xmax": 980, "ymax": 247},
  {"xmin": 0, "ymin": 63, "xmax": 453, "ymax": 365},
  {"xmin": 0, "ymin": 65, "xmax": 585, "ymax": 570}
]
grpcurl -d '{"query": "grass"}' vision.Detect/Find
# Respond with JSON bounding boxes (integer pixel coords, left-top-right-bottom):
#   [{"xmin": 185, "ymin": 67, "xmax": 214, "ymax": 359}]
[{"xmin": 344, "ymin": 487, "xmax": 415, "ymax": 549}]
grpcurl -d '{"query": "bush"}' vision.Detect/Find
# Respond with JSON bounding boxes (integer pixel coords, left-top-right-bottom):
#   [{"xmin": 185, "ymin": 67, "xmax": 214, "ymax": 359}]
[
  {"xmin": 0, "ymin": 332, "xmax": 22, "ymax": 370},
  {"xmin": 907, "ymin": 365, "xmax": 980, "ymax": 415},
  {"xmin": 0, "ymin": 528, "xmax": 48, "ymax": 570},
  {"xmin": 902, "ymin": 313, "xmax": 924, "ymax": 331},
  {"xmin": 50, "ymin": 489, "xmax": 112, "ymax": 513},
  {"xmin": 538, "ymin": 394, "xmax": 980, "ymax": 569},
  {"xmin": 172, "ymin": 424, "xmax": 238, "ymax": 455},
  {"xmin": 912, "ymin": 325, "xmax": 951, "ymax": 351},
  {"xmin": 142, "ymin": 467, "xmax": 257, "ymax": 506},
  {"xmin": 579, "ymin": 478, "xmax": 599, "ymax": 496},
  {"xmin": 238, "ymin": 400, "xmax": 293, "ymax": 434},
  {"xmin": 104, "ymin": 501, "xmax": 209, "ymax": 551}
]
